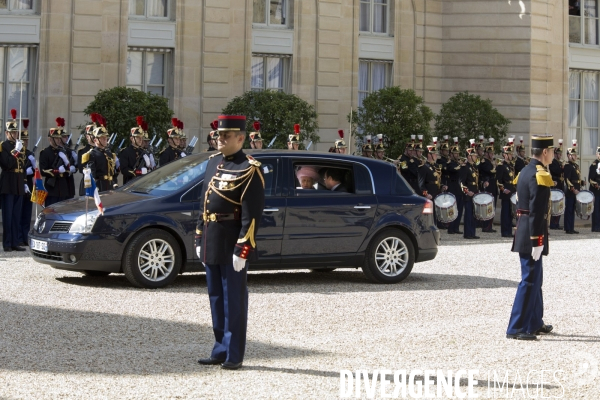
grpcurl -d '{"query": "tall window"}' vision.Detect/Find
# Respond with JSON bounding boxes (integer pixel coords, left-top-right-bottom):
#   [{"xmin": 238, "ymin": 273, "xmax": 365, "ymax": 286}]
[
  {"xmin": 570, "ymin": 0, "xmax": 599, "ymax": 45},
  {"xmin": 253, "ymin": 0, "xmax": 288, "ymax": 27},
  {"xmin": 251, "ymin": 55, "xmax": 290, "ymax": 92},
  {"xmin": 358, "ymin": 60, "xmax": 392, "ymax": 107},
  {"xmin": 0, "ymin": 46, "xmax": 32, "ymax": 129},
  {"xmin": 126, "ymin": 49, "xmax": 170, "ymax": 97},
  {"xmin": 129, "ymin": 0, "xmax": 168, "ymax": 18},
  {"xmin": 0, "ymin": 0, "xmax": 34, "ymax": 12},
  {"xmin": 360, "ymin": 0, "xmax": 388, "ymax": 34},
  {"xmin": 569, "ymin": 70, "xmax": 599, "ymax": 157}
]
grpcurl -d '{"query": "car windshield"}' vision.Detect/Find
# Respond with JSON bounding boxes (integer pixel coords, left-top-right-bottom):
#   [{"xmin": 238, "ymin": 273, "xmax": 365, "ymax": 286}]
[{"xmin": 124, "ymin": 156, "xmax": 208, "ymax": 197}]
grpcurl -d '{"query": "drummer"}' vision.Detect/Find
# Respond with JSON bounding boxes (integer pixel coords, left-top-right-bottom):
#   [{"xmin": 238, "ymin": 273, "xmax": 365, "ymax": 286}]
[
  {"xmin": 563, "ymin": 140, "xmax": 581, "ymax": 234},
  {"xmin": 418, "ymin": 141, "xmax": 447, "ymax": 226},
  {"xmin": 549, "ymin": 139, "xmax": 564, "ymax": 230},
  {"xmin": 496, "ymin": 142, "xmax": 516, "ymax": 237},
  {"xmin": 479, "ymin": 138, "xmax": 498, "ymax": 233},
  {"xmin": 589, "ymin": 146, "xmax": 600, "ymax": 232},
  {"xmin": 399, "ymin": 136, "xmax": 419, "ymax": 193},
  {"xmin": 446, "ymin": 139, "xmax": 464, "ymax": 235},
  {"xmin": 460, "ymin": 141, "xmax": 480, "ymax": 239}
]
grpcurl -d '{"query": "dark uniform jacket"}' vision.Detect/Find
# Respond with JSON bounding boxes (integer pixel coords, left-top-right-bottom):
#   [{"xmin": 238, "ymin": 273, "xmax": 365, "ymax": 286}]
[
  {"xmin": 159, "ymin": 145, "xmax": 182, "ymax": 167},
  {"xmin": 195, "ymin": 150, "xmax": 265, "ymax": 265},
  {"xmin": 119, "ymin": 144, "xmax": 145, "ymax": 185},
  {"xmin": 478, "ymin": 158, "xmax": 497, "ymax": 195},
  {"xmin": 512, "ymin": 159, "xmax": 552, "ymax": 256},
  {"xmin": 437, "ymin": 155, "xmax": 449, "ymax": 186},
  {"xmin": 39, "ymin": 145, "xmax": 71, "ymax": 197},
  {"xmin": 65, "ymin": 147, "xmax": 77, "ymax": 198},
  {"xmin": 563, "ymin": 161, "xmax": 581, "ymax": 198},
  {"xmin": 589, "ymin": 159, "xmax": 600, "ymax": 195},
  {"xmin": 548, "ymin": 158, "xmax": 564, "ymax": 192},
  {"xmin": 496, "ymin": 159, "xmax": 516, "ymax": 201},
  {"xmin": 24, "ymin": 149, "xmax": 34, "ymax": 191},
  {"xmin": 0, "ymin": 140, "xmax": 26, "ymax": 195},
  {"xmin": 399, "ymin": 154, "xmax": 419, "ymax": 192},
  {"xmin": 445, "ymin": 158, "xmax": 463, "ymax": 198},
  {"xmin": 78, "ymin": 144, "xmax": 93, "ymax": 196},
  {"xmin": 514, "ymin": 156, "xmax": 527, "ymax": 175},
  {"xmin": 460, "ymin": 162, "xmax": 479, "ymax": 199},
  {"xmin": 418, "ymin": 161, "xmax": 441, "ymax": 198},
  {"xmin": 83, "ymin": 147, "xmax": 118, "ymax": 192}
]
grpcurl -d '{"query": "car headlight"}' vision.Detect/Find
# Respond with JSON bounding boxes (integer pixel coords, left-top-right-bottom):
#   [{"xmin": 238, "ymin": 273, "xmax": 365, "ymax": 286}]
[{"xmin": 69, "ymin": 211, "xmax": 100, "ymax": 233}]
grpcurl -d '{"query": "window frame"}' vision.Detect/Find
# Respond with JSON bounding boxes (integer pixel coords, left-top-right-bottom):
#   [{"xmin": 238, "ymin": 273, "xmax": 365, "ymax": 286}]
[
  {"xmin": 126, "ymin": 48, "xmax": 171, "ymax": 100},
  {"xmin": 250, "ymin": 54, "xmax": 291, "ymax": 93},
  {"xmin": 290, "ymin": 160, "xmax": 359, "ymax": 196},
  {"xmin": 568, "ymin": 70, "xmax": 600, "ymax": 161},
  {"xmin": 359, "ymin": 0, "xmax": 389, "ymax": 35},
  {"xmin": 569, "ymin": 0, "xmax": 600, "ymax": 46},
  {"xmin": 0, "ymin": 0, "xmax": 37, "ymax": 14},
  {"xmin": 252, "ymin": 0, "xmax": 290, "ymax": 29},
  {"xmin": 358, "ymin": 59, "xmax": 393, "ymax": 108},
  {"xmin": 128, "ymin": 0, "xmax": 171, "ymax": 20},
  {"xmin": 0, "ymin": 45, "xmax": 35, "ymax": 133}
]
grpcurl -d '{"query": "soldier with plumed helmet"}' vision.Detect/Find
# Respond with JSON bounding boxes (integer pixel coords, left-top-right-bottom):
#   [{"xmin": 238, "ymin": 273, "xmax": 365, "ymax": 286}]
[
  {"xmin": 563, "ymin": 139, "xmax": 581, "ymax": 234},
  {"xmin": 460, "ymin": 140, "xmax": 480, "ymax": 239},
  {"xmin": 81, "ymin": 114, "xmax": 119, "ymax": 192},
  {"xmin": 478, "ymin": 138, "xmax": 498, "ymax": 233},
  {"xmin": 288, "ymin": 124, "xmax": 301, "ymax": 150},
  {"xmin": 40, "ymin": 117, "xmax": 73, "ymax": 206},
  {"xmin": 374, "ymin": 134, "xmax": 386, "ymax": 160},
  {"xmin": 19, "ymin": 118, "xmax": 35, "ymax": 246},
  {"xmin": 59, "ymin": 124, "xmax": 78, "ymax": 199},
  {"xmin": 514, "ymin": 136, "xmax": 528, "ymax": 175},
  {"xmin": 159, "ymin": 118, "xmax": 186, "ymax": 166},
  {"xmin": 119, "ymin": 116, "xmax": 151, "ymax": 185},
  {"xmin": 445, "ymin": 138, "xmax": 464, "ymax": 235},
  {"xmin": 496, "ymin": 140, "xmax": 516, "ymax": 237},
  {"xmin": 78, "ymin": 113, "xmax": 97, "ymax": 195},
  {"xmin": 398, "ymin": 135, "xmax": 419, "ymax": 193},
  {"xmin": 206, "ymin": 120, "xmax": 219, "ymax": 152},
  {"xmin": 249, "ymin": 121, "xmax": 263, "ymax": 149},
  {"xmin": 362, "ymin": 135, "xmax": 374, "ymax": 158},
  {"xmin": 0, "ymin": 108, "xmax": 27, "ymax": 251},
  {"xmin": 548, "ymin": 139, "xmax": 564, "ymax": 230}
]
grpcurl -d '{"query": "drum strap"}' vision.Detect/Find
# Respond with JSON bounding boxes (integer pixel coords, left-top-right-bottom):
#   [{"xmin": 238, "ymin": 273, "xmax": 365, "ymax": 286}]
[{"xmin": 516, "ymin": 209, "xmax": 530, "ymax": 215}]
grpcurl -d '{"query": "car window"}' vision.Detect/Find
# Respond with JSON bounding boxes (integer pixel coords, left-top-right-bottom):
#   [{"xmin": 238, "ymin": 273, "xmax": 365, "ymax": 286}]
[
  {"xmin": 124, "ymin": 157, "xmax": 208, "ymax": 197},
  {"xmin": 354, "ymin": 163, "xmax": 373, "ymax": 195},
  {"xmin": 292, "ymin": 161, "xmax": 354, "ymax": 195},
  {"xmin": 181, "ymin": 180, "xmax": 203, "ymax": 202},
  {"xmin": 256, "ymin": 157, "xmax": 279, "ymax": 197},
  {"xmin": 392, "ymin": 170, "xmax": 414, "ymax": 195}
]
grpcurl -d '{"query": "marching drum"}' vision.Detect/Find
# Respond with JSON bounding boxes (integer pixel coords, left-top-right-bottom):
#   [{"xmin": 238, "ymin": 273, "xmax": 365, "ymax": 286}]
[
  {"xmin": 510, "ymin": 193, "xmax": 518, "ymax": 218},
  {"xmin": 434, "ymin": 193, "xmax": 458, "ymax": 223},
  {"xmin": 550, "ymin": 189, "xmax": 565, "ymax": 216},
  {"xmin": 473, "ymin": 192, "xmax": 495, "ymax": 221},
  {"xmin": 576, "ymin": 190, "xmax": 595, "ymax": 220}
]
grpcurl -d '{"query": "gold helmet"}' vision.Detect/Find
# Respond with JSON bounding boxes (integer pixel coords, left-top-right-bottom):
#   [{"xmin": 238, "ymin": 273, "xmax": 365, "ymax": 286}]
[
  {"xmin": 49, "ymin": 117, "xmax": 66, "ymax": 138},
  {"xmin": 6, "ymin": 109, "xmax": 18, "ymax": 132},
  {"xmin": 92, "ymin": 114, "xmax": 108, "ymax": 138}
]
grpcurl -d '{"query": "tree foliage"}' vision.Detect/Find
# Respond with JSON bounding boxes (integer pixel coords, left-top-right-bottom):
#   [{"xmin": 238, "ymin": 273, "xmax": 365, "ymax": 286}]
[
  {"xmin": 82, "ymin": 87, "xmax": 173, "ymax": 149},
  {"xmin": 222, "ymin": 90, "xmax": 319, "ymax": 149},
  {"xmin": 434, "ymin": 91, "xmax": 511, "ymax": 154},
  {"xmin": 348, "ymin": 87, "xmax": 434, "ymax": 159}
]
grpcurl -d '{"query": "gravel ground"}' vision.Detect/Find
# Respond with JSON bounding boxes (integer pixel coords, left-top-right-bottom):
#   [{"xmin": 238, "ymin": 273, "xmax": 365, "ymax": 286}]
[{"xmin": 1, "ymin": 229, "xmax": 599, "ymax": 399}]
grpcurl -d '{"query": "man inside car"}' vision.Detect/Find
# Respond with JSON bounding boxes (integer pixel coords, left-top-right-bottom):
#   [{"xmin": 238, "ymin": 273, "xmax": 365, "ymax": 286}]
[{"xmin": 323, "ymin": 168, "xmax": 347, "ymax": 192}]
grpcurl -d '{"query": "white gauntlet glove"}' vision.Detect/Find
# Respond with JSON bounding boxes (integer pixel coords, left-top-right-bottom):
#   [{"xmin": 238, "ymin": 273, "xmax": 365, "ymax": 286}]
[
  {"xmin": 115, "ymin": 158, "xmax": 121, "ymax": 169},
  {"xmin": 58, "ymin": 152, "xmax": 70, "ymax": 165},
  {"xmin": 180, "ymin": 152, "xmax": 187, "ymax": 158},
  {"xmin": 532, "ymin": 246, "xmax": 543, "ymax": 262},
  {"xmin": 24, "ymin": 184, "xmax": 30, "ymax": 194},
  {"xmin": 233, "ymin": 255, "xmax": 246, "ymax": 272},
  {"xmin": 71, "ymin": 151, "xmax": 78, "ymax": 163},
  {"xmin": 196, "ymin": 246, "xmax": 201, "ymax": 258},
  {"xmin": 26, "ymin": 167, "xmax": 33, "ymax": 176},
  {"xmin": 58, "ymin": 165, "xmax": 66, "ymax": 174},
  {"xmin": 149, "ymin": 154, "xmax": 156, "ymax": 168},
  {"xmin": 69, "ymin": 165, "xmax": 76, "ymax": 174},
  {"xmin": 28, "ymin": 155, "xmax": 36, "ymax": 169},
  {"xmin": 141, "ymin": 167, "xmax": 148, "ymax": 175},
  {"xmin": 14, "ymin": 140, "xmax": 23, "ymax": 152},
  {"xmin": 143, "ymin": 154, "xmax": 151, "ymax": 168}
]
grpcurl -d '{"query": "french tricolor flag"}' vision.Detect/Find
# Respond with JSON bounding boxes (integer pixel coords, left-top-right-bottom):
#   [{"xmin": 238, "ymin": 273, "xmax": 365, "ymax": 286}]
[{"xmin": 84, "ymin": 168, "xmax": 103, "ymax": 215}]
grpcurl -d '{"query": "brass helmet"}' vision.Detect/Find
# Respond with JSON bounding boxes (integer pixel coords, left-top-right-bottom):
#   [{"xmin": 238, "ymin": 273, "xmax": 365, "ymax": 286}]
[
  {"xmin": 289, "ymin": 124, "xmax": 300, "ymax": 144},
  {"xmin": 21, "ymin": 119, "xmax": 30, "ymax": 140},
  {"xmin": 49, "ymin": 117, "xmax": 66, "ymax": 138},
  {"xmin": 92, "ymin": 114, "xmax": 108, "ymax": 138},
  {"xmin": 5, "ymin": 108, "xmax": 18, "ymax": 132},
  {"xmin": 167, "ymin": 118, "xmax": 181, "ymax": 138},
  {"xmin": 250, "ymin": 121, "xmax": 263, "ymax": 143},
  {"xmin": 567, "ymin": 139, "xmax": 577, "ymax": 155},
  {"xmin": 374, "ymin": 134, "xmax": 385, "ymax": 151},
  {"xmin": 335, "ymin": 129, "xmax": 347, "ymax": 149},
  {"xmin": 130, "ymin": 116, "xmax": 146, "ymax": 137}
]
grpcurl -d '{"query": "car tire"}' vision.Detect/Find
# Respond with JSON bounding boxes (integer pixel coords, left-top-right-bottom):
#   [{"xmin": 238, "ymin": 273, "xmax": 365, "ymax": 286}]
[
  {"xmin": 310, "ymin": 268, "xmax": 336, "ymax": 273},
  {"xmin": 82, "ymin": 270, "xmax": 111, "ymax": 277},
  {"xmin": 123, "ymin": 228, "xmax": 182, "ymax": 289},
  {"xmin": 361, "ymin": 228, "xmax": 415, "ymax": 283}
]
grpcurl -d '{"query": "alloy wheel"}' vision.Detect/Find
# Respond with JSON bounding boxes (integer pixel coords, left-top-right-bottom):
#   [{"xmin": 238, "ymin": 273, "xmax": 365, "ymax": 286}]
[
  {"xmin": 138, "ymin": 239, "xmax": 175, "ymax": 282},
  {"xmin": 374, "ymin": 237, "xmax": 409, "ymax": 277}
]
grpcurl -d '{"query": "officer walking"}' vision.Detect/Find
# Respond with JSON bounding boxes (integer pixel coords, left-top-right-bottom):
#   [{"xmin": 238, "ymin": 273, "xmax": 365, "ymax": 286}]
[
  {"xmin": 196, "ymin": 115, "xmax": 265, "ymax": 370},
  {"xmin": 548, "ymin": 139, "xmax": 564, "ymax": 230},
  {"xmin": 40, "ymin": 118, "xmax": 72, "ymax": 206},
  {"xmin": 159, "ymin": 118, "xmax": 186, "ymax": 166},
  {"xmin": 19, "ymin": 119, "xmax": 35, "ymax": 246},
  {"xmin": 120, "ymin": 116, "xmax": 151, "ymax": 185},
  {"xmin": 589, "ymin": 147, "xmax": 600, "ymax": 232},
  {"xmin": 496, "ymin": 142, "xmax": 516, "ymax": 237},
  {"xmin": 563, "ymin": 140, "xmax": 581, "ymax": 234},
  {"xmin": 446, "ymin": 138, "xmax": 464, "ymax": 235},
  {"xmin": 506, "ymin": 135, "xmax": 555, "ymax": 340},
  {"xmin": 1, "ymin": 109, "xmax": 26, "ymax": 252},
  {"xmin": 81, "ymin": 114, "xmax": 119, "ymax": 192},
  {"xmin": 460, "ymin": 141, "xmax": 480, "ymax": 239}
]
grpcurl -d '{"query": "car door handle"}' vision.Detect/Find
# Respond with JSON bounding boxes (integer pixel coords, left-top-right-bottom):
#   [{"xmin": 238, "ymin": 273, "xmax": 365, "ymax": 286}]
[
  {"xmin": 354, "ymin": 205, "xmax": 371, "ymax": 209},
  {"xmin": 264, "ymin": 208, "xmax": 279, "ymax": 212}
]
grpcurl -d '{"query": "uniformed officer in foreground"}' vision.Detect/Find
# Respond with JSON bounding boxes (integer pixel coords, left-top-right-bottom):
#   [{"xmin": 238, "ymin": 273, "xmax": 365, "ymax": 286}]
[
  {"xmin": 196, "ymin": 115, "xmax": 265, "ymax": 371},
  {"xmin": 1, "ymin": 109, "xmax": 26, "ymax": 252},
  {"xmin": 548, "ymin": 139, "xmax": 564, "ymax": 230},
  {"xmin": 496, "ymin": 142, "xmax": 516, "ymax": 237},
  {"xmin": 40, "ymin": 118, "xmax": 72, "ymax": 206},
  {"xmin": 588, "ymin": 147, "xmax": 600, "ymax": 232},
  {"xmin": 563, "ymin": 140, "xmax": 581, "ymax": 234},
  {"xmin": 82, "ymin": 114, "xmax": 119, "ymax": 192},
  {"xmin": 460, "ymin": 142, "xmax": 480, "ymax": 239},
  {"xmin": 506, "ymin": 135, "xmax": 555, "ymax": 340}
]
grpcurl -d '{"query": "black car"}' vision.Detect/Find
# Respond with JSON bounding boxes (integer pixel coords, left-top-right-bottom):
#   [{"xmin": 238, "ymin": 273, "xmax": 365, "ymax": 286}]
[{"xmin": 29, "ymin": 151, "xmax": 439, "ymax": 288}]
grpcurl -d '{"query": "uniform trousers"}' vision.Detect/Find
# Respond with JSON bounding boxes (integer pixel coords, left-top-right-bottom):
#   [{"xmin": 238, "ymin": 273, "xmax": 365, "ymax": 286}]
[
  {"xmin": 463, "ymin": 197, "xmax": 476, "ymax": 238},
  {"xmin": 482, "ymin": 193, "xmax": 498, "ymax": 231},
  {"xmin": 592, "ymin": 191, "xmax": 600, "ymax": 231},
  {"xmin": 1, "ymin": 194, "xmax": 23, "ymax": 249},
  {"xmin": 549, "ymin": 215, "xmax": 561, "ymax": 229},
  {"xmin": 500, "ymin": 198, "xmax": 513, "ymax": 236},
  {"xmin": 448, "ymin": 193, "xmax": 463, "ymax": 233},
  {"xmin": 205, "ymin": 262, "xmax": 249, "ymax": 364},
  {"xmin": 564, "ymin": 196, "xmax": 575, "ymax": 232},
  {"xmin": 19, "ymin": 194, "xmax": 33, "ymax": 244},
  {"xmin": 507, "ymin": 254, "xmax": 544, "ymax": 335}
]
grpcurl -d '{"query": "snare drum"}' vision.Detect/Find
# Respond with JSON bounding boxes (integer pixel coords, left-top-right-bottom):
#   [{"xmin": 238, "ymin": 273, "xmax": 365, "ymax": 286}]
[
  {"xmin": 550, "ymin": 189, "xmax": 565, "ymax": 216},
  {"xmin": 510, "ymin": 193, "xmax": 518, "ymax": 218},
  {"xmin": 473, "ymin": 192, "xmax": 495, "ymax": 221},
  {"xmin": 576, "ymin": 190, "xmax": 595, "ymax": 220},
  {"xmin": 434, "ymin": 193, "xmax": 458, "ymax": 223}
]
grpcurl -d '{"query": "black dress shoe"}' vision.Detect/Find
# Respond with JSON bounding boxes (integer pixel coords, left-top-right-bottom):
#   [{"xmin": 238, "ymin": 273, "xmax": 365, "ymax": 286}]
[
  {"xmin": 11, "ymin": 246, "xmax": 26, "ymax": 252},
  {"xmin": 19, "ymin": 242, "xmax": 29, "ymax": 247},
  {"xmin": 465, "ymin": 236, "xmax": 480, "ymax": 239},
  {"xmin": 447, "ymin": 231, "xmax": 456, "ymax": 234},
  {"xmin": 198, "ymin": 357, "xmax": 225, "ymax": 365},
  {"xmin": 482, "ymin": 229, "xmax": 497, "ymax": 233},
  {"xmin": 565, "ymin": 231, "xmax": 573, "ymax": 234},
  {"xmin": 3, "ymin": 247, "xmax": 13, "ymax": 252},
  {"xmin": 501, "ymin": 234, "xmax": 513, "ymax": 238},
  {"xmin": 506, "ymin": 332, "xmax": 538, "ymax": 341},
  {"xmin": 454, "ymin": 231, "xmax": 463, "ymax": 234},
  {"xmin": 535, "ymin": 324, "xmax": 553, "ymax": 334},
  {"xmin": 221, "ymin": 361, "xmax": 243, "ymax": 370},
  {"xmin": 572, "ymin": 230, "xmax": 579, "ymax": 234}
]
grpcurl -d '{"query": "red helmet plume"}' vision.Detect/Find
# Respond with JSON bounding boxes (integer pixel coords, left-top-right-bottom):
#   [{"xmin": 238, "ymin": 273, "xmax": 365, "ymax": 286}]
[
  {"xmin": 338, "ymin": 129, "xmax": 344, "ymax": 139},
  {"xmin": 171, "ymin": 118, "xmax": 179, "ymax": 127},
  {"xmin": 177, "ymin": 120, "xmax": 184, "ymax": 130},
  {"xmin": 141, "ymin": 121, "xmax": 148, "ymax": 131},
  {"xmin": 56, "ymin": 117, "xmax": 65, "ymax": 128},
  {"xmin": 10, "ymin": 109, "xmax": 17, "ymax": 119},
  {"xmin": 294, "ymin": 124, "xmax": 300, "ymax": 134},
  {"xmin": 210, "ymin": 120, "xmax": 218, "ymax": 130},
  {"xmin": 253, "ymin": 121, "xmax": 261, "ymax": 131},
  {"xmin": 136, "ymin": 116, "xmax": 144, "ymax": 126},
  {"xmin": 91, "ymin": 113, "xmax": 98, "ymax": 123},
  {"xmin": 23, "ymin": 119, "xmax": 29, "ymax": 129}
]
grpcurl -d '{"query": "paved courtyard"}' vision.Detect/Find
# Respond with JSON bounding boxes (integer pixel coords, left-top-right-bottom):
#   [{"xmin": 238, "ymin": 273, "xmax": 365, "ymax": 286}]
[{"xmin": 1, "ymin": 230, "xmax": 599, "ymax": 399}]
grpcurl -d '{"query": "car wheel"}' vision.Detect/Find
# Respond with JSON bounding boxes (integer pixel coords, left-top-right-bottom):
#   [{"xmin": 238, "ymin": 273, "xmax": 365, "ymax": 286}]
[
  {"xmin": 123, "ymin": 228, "xmax": 181, "ymax": 289},
  {"xmin": 310, "ymin": 268, "xmax": 337, "ymax": 273},
  {"xmin": 82, "ymin": 270, "xmax": 111, "ymax": 277},
  {"xmin": 361, "ymin": 228, "xmax": 414, "ymax": 283}
]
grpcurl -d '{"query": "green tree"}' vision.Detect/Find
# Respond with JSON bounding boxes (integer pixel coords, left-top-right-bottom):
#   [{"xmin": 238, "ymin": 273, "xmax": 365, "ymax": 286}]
[
  {"xmin": 221, "ymin": 90, "xmax": 319, "ymax": 149},
  {"xmin": 348, "ymin": 86, "xmax": 434, "ymax": 159},
  {"xmin": 82, "ymin": 87, "xmax": 173, "ymax": 149},
  {"xmin": 434, "ymin": 91, "xmax": 511, "ymax": 154}
]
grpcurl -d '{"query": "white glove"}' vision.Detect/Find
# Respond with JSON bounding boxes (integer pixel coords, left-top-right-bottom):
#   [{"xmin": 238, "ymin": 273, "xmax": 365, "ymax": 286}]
[
  {"xmin": 141, "ymin": 167, "xmax": 148, "ymax": 175},
  {"xmin": 14, "ymin": 140, "xmax": 23, "ymax": 152},
  {"xmin": 58, "ymin": 165, "xmax": 66, "ymax": 174},
  {"xmin": 115, "ymin": 158, "xmax": 121, "ymax": 169},
  {"xmin": 532, "ymin": 246, "xmax": 543, "ymax": 261},
  {"xmin": 69, "ymin": 165, "xmax": 76, "ymax": 174},
  {"xmin": 24, "ymin": 184, "xmax": 30, "ymax": 194},
  {"xmin": 71, "ymin": 151, "xmax": 78, "ymax": 162},
  {"xmin": 58, "ymin": 152, "xmax": 70, "ymax": 165},
  {"xmin": 26, "ymin": 167, "xmax": 33, "ymax": 175},
  {"xmin": 149, "ymin": 155, "xmax": 156, "ymax": 169},
  {"xmin": 196, "ymin": 246, "xmax": 201, "ymax": 258},
  {"xmin": 180, "ymin": 152, "xmax": 187, "ymax": 158},
  {"xmin": 143, "ymin": 154, "xmax": 151, "ymax": 168},
  {"xmin": 233, "ymin": 255, "xmax": 246, "ymax": 272},
  {"xmin": 28, "ymin": 155, "xmax": 36, "ymax": 168}
]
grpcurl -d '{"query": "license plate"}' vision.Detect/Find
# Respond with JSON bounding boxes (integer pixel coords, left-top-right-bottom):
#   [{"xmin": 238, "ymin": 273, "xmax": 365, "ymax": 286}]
[{"xmin": 31, "ymin": 239, "xmax": 48, "ymax": 253}]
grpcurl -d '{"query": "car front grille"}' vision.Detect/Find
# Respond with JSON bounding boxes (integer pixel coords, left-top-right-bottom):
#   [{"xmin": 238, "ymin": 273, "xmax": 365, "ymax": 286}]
[
  {"xmin": 32, "ymin": 250, "xmax": 63, "ymax": 261},
  {"xmin": 50, "ymin": 222, "xmax": 72, "ymax": 232}
]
